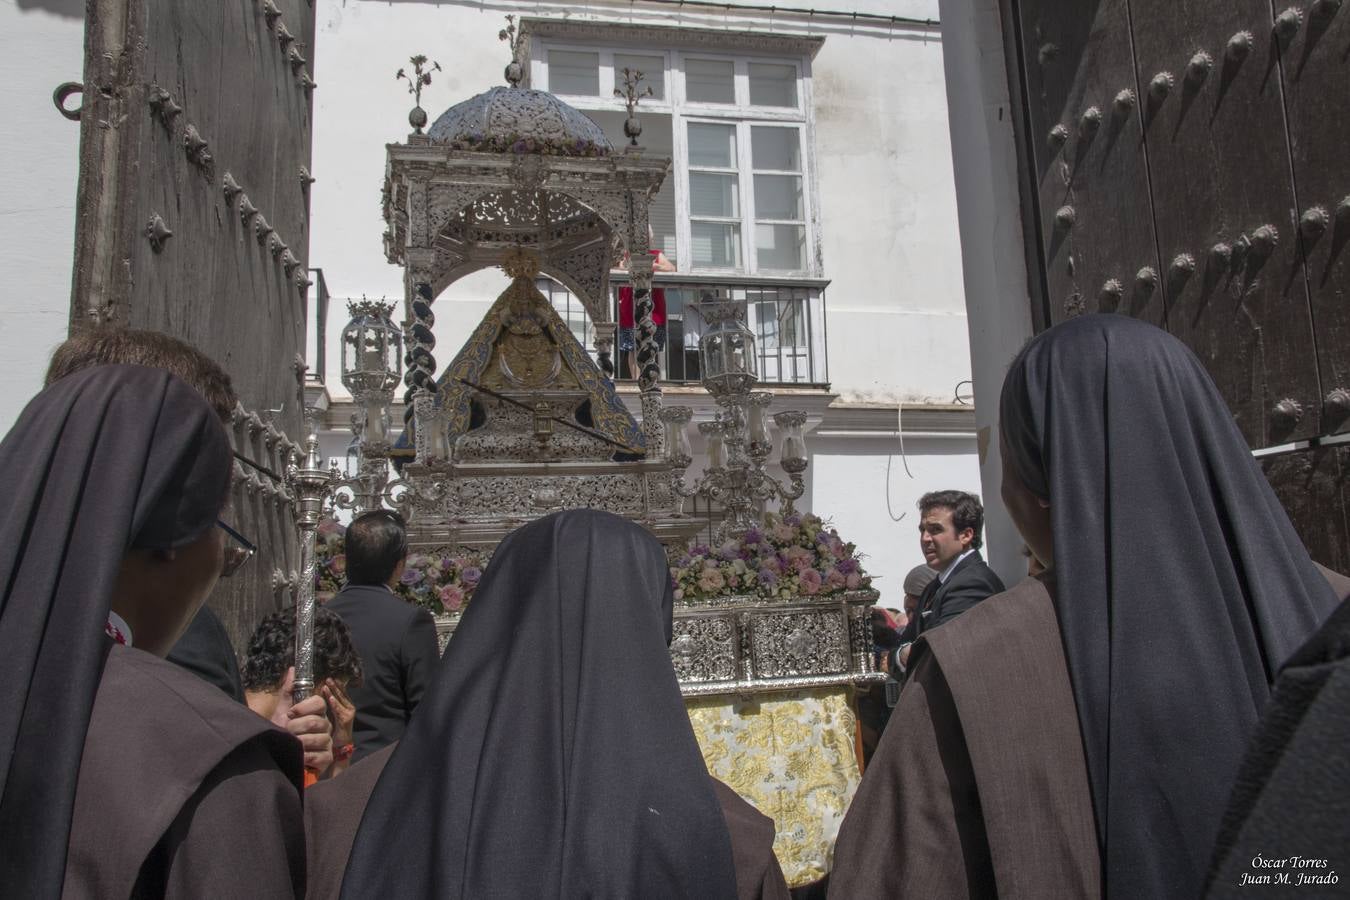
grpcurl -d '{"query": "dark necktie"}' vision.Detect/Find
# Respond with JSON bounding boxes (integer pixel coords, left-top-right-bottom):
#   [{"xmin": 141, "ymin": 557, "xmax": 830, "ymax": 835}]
[{"xmin": 914, "ymin": 577, "xmax": 941, "ymax": 638}]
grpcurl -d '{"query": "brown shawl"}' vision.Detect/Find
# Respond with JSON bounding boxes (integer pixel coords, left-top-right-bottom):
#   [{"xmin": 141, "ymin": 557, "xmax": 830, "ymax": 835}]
[
  {"xmin": 829, "ymin": 574, "xmax": 1099, "ymax": 899},
  {"xmin": 63, "ymin": 644, "xmax": 305, "ymax": 899},
  {"xmin": 305, "ymin": 747, "xmax": 789, "ymax": 900}
]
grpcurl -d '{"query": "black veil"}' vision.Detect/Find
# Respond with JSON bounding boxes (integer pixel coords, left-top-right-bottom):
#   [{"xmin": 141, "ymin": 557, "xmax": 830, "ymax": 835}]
[
  {"xmin": 999, "ymin": 315, "xmax": 1338, "ymax": 898},
  {"xmin": 340, "ymin": 509, "xmax": 738, "ymax": 899},
  {"xmin": 0, "ymin": 365, "xmax": 232, "ymax": 898}
]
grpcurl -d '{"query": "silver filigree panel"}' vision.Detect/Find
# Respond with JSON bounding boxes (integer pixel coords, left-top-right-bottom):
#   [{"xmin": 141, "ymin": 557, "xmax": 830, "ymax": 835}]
[
  {"xmin": 750, "ymin": 610, "xmax": 849, "ymax": 678},
  {"xmin": 427, "ymin": 86, "xmax": 612, "ymax": 151},
  {"xmin": 670, "ymin": 615, "xmax": 738, "ymax": 683}
]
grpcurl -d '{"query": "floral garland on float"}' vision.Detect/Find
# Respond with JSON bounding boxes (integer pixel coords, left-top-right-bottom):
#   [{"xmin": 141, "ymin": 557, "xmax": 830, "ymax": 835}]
[
  {"xmin": 314, "ymin": 517, "xmax": 488, "ymax": 615},
  {"xmin": 670, "ymin": 511, "xmax": 871, "ymax": 602},
  {"xmin": 446, "ymin": 132, "xmax": 611, "ymax": 157}
]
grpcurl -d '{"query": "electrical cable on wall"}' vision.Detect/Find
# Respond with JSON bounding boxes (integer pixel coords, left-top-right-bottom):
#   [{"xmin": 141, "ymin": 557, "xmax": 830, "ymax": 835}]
[{"xmin": 884, "ymin": 402, "xmax": 913, "ymax": 522}]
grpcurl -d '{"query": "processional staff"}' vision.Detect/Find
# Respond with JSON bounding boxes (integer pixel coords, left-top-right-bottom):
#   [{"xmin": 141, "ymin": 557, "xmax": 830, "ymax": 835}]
[{"xmin": 287, "ymin": 415, "xmax": 335, "ymax": 784}]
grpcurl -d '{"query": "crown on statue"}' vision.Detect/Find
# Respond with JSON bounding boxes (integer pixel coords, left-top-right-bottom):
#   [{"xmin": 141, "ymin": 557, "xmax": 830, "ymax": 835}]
[
  {"xmin": 501, "ymin": 247, "xmax": 541, "ymax": 280},
  {"xmin": 347, "ymin": 298, "xmax": 398, "ymax": 319}
]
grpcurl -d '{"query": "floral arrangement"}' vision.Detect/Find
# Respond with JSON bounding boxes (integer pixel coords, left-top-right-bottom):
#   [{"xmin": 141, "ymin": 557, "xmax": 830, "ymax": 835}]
[
  {"xmin": 671, "ymin": 512, "xmax": 871, "ymax": 602},
  {"xmin": 446, "ymin": 131, "xmax": 611, "ymax": 157},
  {"xmin": 314, "ymin": 518, "xmax": 488, "ymax": 615}
]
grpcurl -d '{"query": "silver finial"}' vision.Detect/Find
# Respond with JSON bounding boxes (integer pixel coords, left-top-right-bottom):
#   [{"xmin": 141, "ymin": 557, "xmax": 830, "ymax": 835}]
[{"xmin": 396, "ymin": 54, "xmax": 442, "ymax": 134}]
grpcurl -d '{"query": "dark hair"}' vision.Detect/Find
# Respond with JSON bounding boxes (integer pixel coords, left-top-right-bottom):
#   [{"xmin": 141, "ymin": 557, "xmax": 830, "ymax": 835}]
[
  {"xmin": 345, "ymin": 510, "xmax": 409, "ymax": 586},
  {"xmin": 918, "ymin": 490, "xmax": 985, "ymax": 550},
  {"xmin": 241, "ymin": 606, "xmax": 363, "ymax": 693},
  {"xmin": 46, "ymin": 327, "xmax": 238, "ymax": 423}
]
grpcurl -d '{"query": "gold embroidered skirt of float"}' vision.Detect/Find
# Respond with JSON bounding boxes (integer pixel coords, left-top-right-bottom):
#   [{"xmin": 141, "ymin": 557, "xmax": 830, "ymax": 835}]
[{"xmin": 686, "ymin": 688, "xmax": 861, "ymax": 888}]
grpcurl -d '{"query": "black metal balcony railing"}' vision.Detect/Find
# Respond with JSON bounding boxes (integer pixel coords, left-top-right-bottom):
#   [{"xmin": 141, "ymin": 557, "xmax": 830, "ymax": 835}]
[{"xmin": 539, "ymin": 276, "xmax": 829, "ymax": 388}]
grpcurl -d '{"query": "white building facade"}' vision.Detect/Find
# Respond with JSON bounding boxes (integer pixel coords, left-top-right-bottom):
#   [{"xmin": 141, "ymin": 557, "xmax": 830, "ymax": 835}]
[{"xmin": 1, "ymin": 0, "xmax": 993, "ymax": 603}]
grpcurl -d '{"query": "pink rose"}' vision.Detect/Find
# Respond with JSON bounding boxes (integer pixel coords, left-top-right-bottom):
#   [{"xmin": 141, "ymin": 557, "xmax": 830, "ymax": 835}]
[
  {"xmin": 826, "ymin": 569, "xmax": 847, "ymax": 590},
  {"xmin": 697, "ymin": 566, "xmax": 726, "ymax": 593},
  {"xmin": 790, "ymin": 554, "xmax": 813, "ymax": 574},
  {"xmin": 800, "ymin": 569, "xmax": 823, "ymax": 595},
  {"xmin": 439, "ymin": 584, "xmax": 466, "ymax": 611},
  {"xmin": 329, "ymin": 555, "xmax": 347, "ymax": 575},
  {"xmin": 772, "ymin": 523, "xmax": 797, "ymax": 543},
  {"xmin": 845, "ymin": 572, "xmax": 862, "ymax": 590}
]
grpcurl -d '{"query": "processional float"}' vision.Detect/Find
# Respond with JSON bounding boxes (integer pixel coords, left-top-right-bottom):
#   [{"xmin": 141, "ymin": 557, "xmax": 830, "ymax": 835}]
[{"xmin": 289, "ymin": 35, "xmax": 883, "ymax": 887}]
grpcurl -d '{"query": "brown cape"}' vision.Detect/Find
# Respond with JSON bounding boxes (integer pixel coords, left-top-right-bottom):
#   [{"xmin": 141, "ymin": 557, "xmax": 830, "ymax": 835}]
[
  {"xmin": 830, "ymin": 574, "xmax": 1100, "ymax": 900},
  {"xmin": 62, "ymin": 644, "xmax": 305, "ymax": 899},
  {"xmin": 304, "ymin": 745, "xmax": 789, "ymax": 900}
]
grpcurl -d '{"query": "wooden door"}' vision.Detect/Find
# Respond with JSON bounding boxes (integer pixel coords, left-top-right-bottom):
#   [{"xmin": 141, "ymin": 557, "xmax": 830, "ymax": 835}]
[
  {"xmin": 70, "ymin": 0, "xmax": 317, "ymax": 643},
  {"xmin": 1278, "ymin": 0, "xmax": 1350, "ymax": 435},
  {"xmin": 1016, "ymin": 0, "xmax": 1165, "ymax": 324},
  {"xmin": 1003, "ymin": 0, "xmax": 1350, "ymax": 568}
]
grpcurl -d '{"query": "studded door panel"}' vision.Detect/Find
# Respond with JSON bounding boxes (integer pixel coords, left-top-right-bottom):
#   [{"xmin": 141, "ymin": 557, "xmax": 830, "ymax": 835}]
[
  {"xmin": 1017, "ymin": 0, "xmax": 1166, "ymax": 324},
  {"xmin": 1129, "ymin": 0, "xmax": 1322, "ymax": 446},
  {"xmin": 70, "ymin": 0, "xmax": 317, "ymax": 644},
  {"xmin": 1276, "ymin": 0, "xmax": 1350, "ymax": 437}
]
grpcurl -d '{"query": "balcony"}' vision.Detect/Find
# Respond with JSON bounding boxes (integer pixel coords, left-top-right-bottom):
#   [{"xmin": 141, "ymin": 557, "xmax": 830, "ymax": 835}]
[{"xmin": 538, "ymin": 274, "xmax": 830, "ymax": 388}]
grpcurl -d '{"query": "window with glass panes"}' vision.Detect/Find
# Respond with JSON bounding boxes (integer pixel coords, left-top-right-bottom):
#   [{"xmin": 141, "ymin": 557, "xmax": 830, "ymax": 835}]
[{"xmin": 533, "ymin": 43, "xmax": 815, "ymax": 276}]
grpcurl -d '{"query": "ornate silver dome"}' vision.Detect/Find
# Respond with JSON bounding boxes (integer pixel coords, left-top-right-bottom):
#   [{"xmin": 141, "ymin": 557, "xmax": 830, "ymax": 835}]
[{"xmin": 427, "ymin": 87, "xmax": 612, "ymax": 155}]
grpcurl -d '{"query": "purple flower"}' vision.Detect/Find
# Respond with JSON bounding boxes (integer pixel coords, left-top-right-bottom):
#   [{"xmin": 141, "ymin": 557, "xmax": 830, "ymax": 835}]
[
  {"xmin": 744, "ymin": 527, "xmax": 764, "ymax": 546},
  {"xmin": 400, "ymin": 567, "xmax": 424, "ymax": 586},
  {"xmin": 758, "ymin": 568, "xmax": 780, "ymax": 586},
  {"xmin": 835, "ymin": 557, "xmax": 860, "ymax": 574},
  {"xmin": 461, "ymin": 566, "xmax": 481, "ymax": 586},
  {"xmin": 785, "ymin": 514, "xmax": 802, "ymax": 527}
]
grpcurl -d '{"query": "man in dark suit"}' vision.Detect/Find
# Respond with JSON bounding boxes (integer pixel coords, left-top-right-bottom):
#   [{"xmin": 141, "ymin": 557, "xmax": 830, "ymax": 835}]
[
  {"xmin": 325, "ymin": 510, "xmax": 441, "ymax": 761},
  {"xmin": 888, "ymin": 490, "xmax": 1005, "ymax": 677}
]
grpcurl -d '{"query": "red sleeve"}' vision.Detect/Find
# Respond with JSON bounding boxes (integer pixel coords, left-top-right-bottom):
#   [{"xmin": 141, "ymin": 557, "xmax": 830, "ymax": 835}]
[{"xmin": 618, "ymin": 287, "xmax": 634, "ymax": 327}]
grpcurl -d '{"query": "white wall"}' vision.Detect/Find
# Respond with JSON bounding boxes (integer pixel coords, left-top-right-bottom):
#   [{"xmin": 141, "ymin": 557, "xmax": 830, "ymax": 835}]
[
  {"xmin": 309, "ymin": 0, "xmax": 969, "ymax": 405},
  {"xmin": 0, "ymin": 2, "xmax": 85, "ymax": 433},
  {"xmin": 811, "ymin": 8, "xmax": 970, "ymax": 405}
]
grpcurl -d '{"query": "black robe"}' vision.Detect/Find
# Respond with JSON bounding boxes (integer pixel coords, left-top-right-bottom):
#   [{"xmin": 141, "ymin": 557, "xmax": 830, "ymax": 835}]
[
  {"xmin": 305, "ymin": 746, "xmax": 789, "ymax": 900},
  {"xmin": 995, "ymin": 315, "xmax": 1341, "ymax": 898},
  {"xmin": 833, "ymin": 567, "xmax": 1350, "ymax": 900},
  {"xmin": 337, "ymin": 510, "xmax": 750, "ymax": 898},
  {"xmin": 1206, "ymin": 570, "xmax": 1350, "ymax": 898}
]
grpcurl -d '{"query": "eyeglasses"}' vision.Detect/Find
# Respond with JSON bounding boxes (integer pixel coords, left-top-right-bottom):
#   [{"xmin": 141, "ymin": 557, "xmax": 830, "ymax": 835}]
[{"xmin": 217, "ymin": 519, "xmax": 257, "ymax": 578}]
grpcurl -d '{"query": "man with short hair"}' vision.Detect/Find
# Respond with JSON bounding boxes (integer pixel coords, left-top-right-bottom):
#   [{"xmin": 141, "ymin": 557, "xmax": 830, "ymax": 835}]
[
  {"xmin": 887, "ymin": 490, "xmax": 1005, "ymax": 676},
  {"xmin": 325, "ymin": 510, "xmax": 441, "ymax": 761}
]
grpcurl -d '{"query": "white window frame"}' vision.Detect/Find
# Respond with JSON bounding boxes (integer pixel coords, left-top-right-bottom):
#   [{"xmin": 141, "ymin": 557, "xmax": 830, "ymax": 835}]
[{"xmin": 531, "ymin": 39, "xmax": 819, "ymax": 278}]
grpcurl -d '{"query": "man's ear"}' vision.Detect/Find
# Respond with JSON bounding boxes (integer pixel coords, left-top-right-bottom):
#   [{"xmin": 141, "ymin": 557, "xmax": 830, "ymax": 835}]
[{"xmin": 959, "ymin": 528, "xmax": 976, "ymax": 548}]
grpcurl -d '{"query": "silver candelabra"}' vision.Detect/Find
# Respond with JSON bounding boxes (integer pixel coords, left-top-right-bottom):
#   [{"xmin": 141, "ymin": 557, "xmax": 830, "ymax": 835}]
[{"xmin": 660, "ymin": 300, "xmax": 810, "ymax": 542}]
